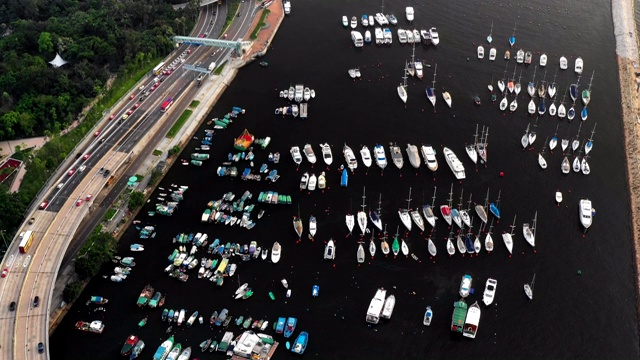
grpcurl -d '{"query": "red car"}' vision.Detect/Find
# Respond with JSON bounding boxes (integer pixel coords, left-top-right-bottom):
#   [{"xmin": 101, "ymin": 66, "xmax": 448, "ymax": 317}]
[
  {"xmin": 130, "ymin": 94, "xmax": 135, "ymax": 100},
  {"xmin": 39, "ymin": 201, "xmax": 49, "ymax": 210},
  {"xmin": 127, "ymin": 109, "xmax": 134, "ymax": 115},
  {"xmin": 94, "ymin": 130, "xmax": 101, "ymax": 137},
  {"xmin": 67, "ymin": 168, "xmax": 76, "ymax": 176},
  {"xmin": 82, "ymin": 153, "xmax": 91, "ymax": 160},
  {"xmin": 86, "ymin": 194, "xmax": 93, "ymax": 201},
  {"xmin": 75, "ymin": 199, "xmax": 83, "ymax": 207},
  {"xmin": 109, "ymin": 114, "xmax": 115, "ymax": 120},
  {"xmin": 134, "ymin": 103, "xmax": 141, "ymax": 109},
  {"xmin": 187, "ymin": 49, "xmax": 192, "ymax": 54},
  {"xmin": 1, "ymin": 268, "xmax": 7, "ymax": 278}
]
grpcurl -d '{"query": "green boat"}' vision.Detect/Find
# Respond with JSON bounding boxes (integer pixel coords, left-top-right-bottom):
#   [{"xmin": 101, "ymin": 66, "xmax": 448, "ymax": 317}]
[
  {"xmin": 392, "ymin": 236, "xmax": 400, "ymax": 256},
  {"xmin": 451, "ymin": 299, "xmax": 468, "ymax": 333},
  {"xmin": 269, "ymin": 292, "xmax": 275, "ymax": 301},
  {"xmin": 190, "ymin": 160, "xmax": 203, "ymax": 166},
  {"xmin": 138, "ymin": 316, "xmax": 148, "ymax": 328},
  {"xmin": 191, "ymin": 153, "xmax": 210, "ymax": 160},
  {"xmin": 235, "ymin": 316, "xmax": 244, "ymax": 326},
  {"xmin": 166, "ymin": 343, "xmax": 181, "ymax": 360},
  {"xmin": 243, "ymin": 289, "xmax": 254, "ymax": 299},
  {"xmin": 243, "ymin": 317, "xmax": 252, "ymax": 329}
]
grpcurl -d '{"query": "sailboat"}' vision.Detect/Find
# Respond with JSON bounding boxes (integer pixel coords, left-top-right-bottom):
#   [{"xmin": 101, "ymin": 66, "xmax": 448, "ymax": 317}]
[
  {"xmin": 476, "ymin": 126, "xmax": 489, "ymax": 164},
  {"xmin": 501, "ymin": 215, "xmax": 516, "ymax": 254},
  {"xmin": 485, "ymin": 218, "xmax": 495, "ymax": 252},
  {"xmin": 475, "ymin": 188, "xmax": 489, "ymax": 224},
  {"xmin": 507, "ymin": 65, "xmax": 517, "ymax": 93},
  {"xmin": 582, "ymin": 70, "xmax": 594, "ymax": 106},
  {"xmin": 398, "ymin": 62, "xmax": 408, "ymax": 103},
  {"xmin": 381, "ymin": 225, "xmax": 390, "ymax": 255},
  {"xmin": 293, "ymin": 205, "xmax": 303, "ymax": 240},
  {"xmin": 423, "ymin": 187, "xmax": 438, "ymax": 228},
  {"xmin": 473, "ymin": 221, "xmax": 482, "ymax": 253},
  {"xmin": 549, "ymin": 124, "xmax": 559, "ymax": 151},
  {"xmin": 391, "ymin": 226, "xmax": 401, "ymax": 257},
  {"xmin": 521, "ymin": 123, "xmax": 530, "ymax": 149},
  {"xmin": 500, "ymin": 95, "xmax": 508, "ymax": 112},
  {"xmin": 528, "ymin": 118, "xmax": 538, "ymax": 147},
  {"xmin": 558, "ymin": 86, "xmax": 568, "ymax": 119},
  {"xmin": 548, "ymin": 69, "xmax": 558, "ymax": 98},
  {"xmin": 426, "ymin": 64, "xmax": 438, "ymax": 107},
  {"xmin": 369, "ymin": 229, "xmax": 377, "ymax": 258},
  {"xmin": 498, "ymin": 63, "xmax": 508, "ymax": 94},
  {"xmin": 451, "ymin": 189, "xmax": 464, "ymax": 229},
  {"xmin": 357, "ymin": 187, "xmax": 368, "ymax": 236},
  {"xmin": 370, "ymin": 194, "xmax": 383, "ymax": 231},
  {"xmin": 487, "ymin": 22, "xmax": 493, "ymax": 44},
  {"xmin": 489, "ymin": 190, "xmax": 501, "ymax": 220},
  {"xmin": 522, "ymin": 211, "xmax": 537, "ymax": 248},
  {"xmin": 465, "ymin": 124, "xmax": 479, "ymax": 164},
  {"xmin": 442, "ymin": 91, "xmax": 452, "ymax": 108},
  {"xmin": 527, "ymin": 66, "xmax": 537, "ymax": 98},
  {"xmin": 440, "ymin": 184, "xmax": 454, "ymax": 226},
  {"xmin": 538, "ymin": 137, "xmax": 548, "ymax": 169},
  {"xmin": 446, "ymin": 231, "xmax": 456, "ymax": 255},
  {"xmin": 585, "ymin": 123, "xmax": 597, "ymax": 155},
  {"xmin": 398, "ymin": 188, "xmax": 413, "ymax": 232},
  {"xmin": 509, "ymin": 23, "xmax": 516, "ymax": 47},
  {"xmin": 456, "ymin": 225, "xmax": 467, "ymax": 254},
  {"xmin": 581, "ymin": 157, "xmax": 591, "ymax": 175},
  {"xmin": 572, "ymin": 123, "xmax": 583, "ymax": 152},
  {"xmin": 346, "ymin": 199, "xmax": 355, "ymax": 236},
  {"xmin": 524, "ymin": 273, "xmax": 536, "ymax": 300},
  {"xmin": 460, "ymin": 193, "xmax": 473, "ymax": 228}
]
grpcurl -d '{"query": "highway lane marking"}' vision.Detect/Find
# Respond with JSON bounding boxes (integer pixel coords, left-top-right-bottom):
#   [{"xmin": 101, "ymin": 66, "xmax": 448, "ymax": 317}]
[
  {"xmin": 22, "ymin": 256, "xmax": 31, "ymax": 268},
  {"xmin": 6, "ymin": 254, "xmax": 15, "ymax": 267}
]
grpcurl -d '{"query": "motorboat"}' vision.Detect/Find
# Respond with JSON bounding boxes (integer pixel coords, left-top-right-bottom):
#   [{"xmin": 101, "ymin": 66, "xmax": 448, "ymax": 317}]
[
  {"xmin": 374, "ymin": 13, "xmax": 388, "ymax": 26},
  {"xmin": 509, "ymin": 98, "xmax": 518, "ymax": 112},
  {"xmin": 351, "ymin": 30, "xmax": 363, "ymax": 47},
  {"xmin": 427, "ymin": 237, "xmax": 437, "ymax": 256},
  {"xmin": 549, "ymin": 102, "xmax": 557, "ymax": 116},
  {"xmin": 290, "ymin": 146, "xmax": 302, "ymax": 165},
  {"xmin": 387, "ymin": 14, "xmax": 398, "ymax": 25},
  {"xmin": 423, "ymin": 306, "xmax": 433, "ymax": 326},
  {"xmin": 575, "ymin": 56, "xmax": 584, "ymax": 74},
  {"xmin": 299, "ymin": 172, "xmax": 309, "ymax": 190},
  {"xmin": 406, "ymin": 144, "xmax": 421, "ymax": 169},
  {"xmin": 318, "ymin": 172, "xmax": 326, "ymax": 189},
  {"xmin": 443, "ymin": 147, "xmax": 465, "ymax": 179},
  {"xmin": 343, "ymin": 144, "xmax": 358, "ymax": 171},
  {"xmin": 405, "ymin": 6, "xmax": 414, "ymax": 21},
  {"xmin": 364, "ymin": 30, "xmax": 371, "ymax": 43},
  {"xmin": 397, "ymin": 29, "xmax": 407, "ymax": 44},
  {"xmin": 442, "ymin": 91, "xmax": 452, "ymax": 108},
  {"xmin": 415, "ymin": 60, "xmax": 423, "ymax": 79},
  {"xmin": 420, "ymin": 145, "xmax": 438, "ymax": 171},
  {"xmin": 303, "ymin": 87, "xmax": 311, "ymax": 101},
  {"xmin": 374, "ymin": 144, "xmax": 388, "ymax": 170},
  {"xmin": 324, "ymin": 239, "xmax": 335, "ymax": 260},
  {"xmin": 522, "ymin": 211, "xmax": 537, "ymax": 247},
  {"xmin": 539, "ymin": 53, "xmax": 547, "ymax": 67},
  {"xmin": 390, "ymin": 144, "xmax": 404, "ymax": 169},
  {"xmin": 560, "ymin": 56, "xmax": 568, "ymax": 70},
  {"xmin": 361, "ymin": 14, "xmax": 368, "ymax": 27},
  {"xmin": 303, "ymin": 144, "xmax": 316, "ymax": 164},
  {"xmin": 292, "ymin": 216, "xmax": 303, "ymax": 239},
  {"xmin": 319, "ymin": 143, "xmax": 333, "ymax": 165},
  {"xmin": 516, "ymin": 49, "xmax": 524, "ymax": 64},
  {"xmin": 357, "ymin": 243, "xmax": 365, "ymax": 263},
  {"xmin": 429, "ymin": 27, "xmax": 439, "ymax": 45},
  {"xmin": 374, "ymin": 27, "xmax": 384, "ymax": 45},
  {"xmin": 524, "ymin": 51, "xmax": 532, "ymax": 65},
  {"xmin": 555, "ymin": 190, "xmax": 563, "ymax": 205},
  {"xmin": 462, "ymin": 302, "xmax": 481, "ymax": 339},
  {"xmin": 400, "ymin": 239, "xmax": 409, "ymax": 256},
  {"xmin": 360, "ymin": 146, "xmax": 372, "ymax": 168},
  {"xmin": 291, "ymin": 331, "xmax": 308, "ymax": 355},
  {"xmin": 489, "ymin": 47, "xmax": 496, "ymax": 61},
  {"xmin": 477, "ymin": 45, "xmax": 484, "ymax": 59},
  {"xmin": 309, "ymin": 216, "xmax": 317, "ymax": 237},
  {"xmin": 271, "ymin": 242, "xmax": 281, "ymax": 263},
  {"xmin": 348, "ymin": 68, "xmax": 357, "ymax": 79},
  {"xmin": 579, "ymin": 199, "xmax": 593, "ymax": 230},
  {"xmin": 459, "ymin": 274, "xmax": 472, "ymax": 298},
  {"xmin": 342, "ymin": 15, "xmax": 348, "ymax": 27},
  {"xmin": 350, "ymin": 16, "xmax": 357, "ymax": 29}
]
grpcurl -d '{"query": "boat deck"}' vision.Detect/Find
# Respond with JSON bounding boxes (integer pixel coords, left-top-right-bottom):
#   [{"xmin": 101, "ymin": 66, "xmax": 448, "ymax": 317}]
[
  {"xmin": 230, "ymin": 340, "xmax": 279, "ymax": 360},
  {"xmin": 300, "ymin": 103, "xmax": 308, "ymax": 118}
]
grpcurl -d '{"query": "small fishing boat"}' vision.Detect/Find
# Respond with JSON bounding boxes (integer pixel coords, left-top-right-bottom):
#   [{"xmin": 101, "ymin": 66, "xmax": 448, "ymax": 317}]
[
  {"xmin": 483, "ymin": 278, "xmax": 497, "ymax": 306},
  {"xmin": 555, "ymin": 190, "xmax": 563, "ymax": 205},
  {"xmin": 442, "ymin": 91, "xmax": 452, "ymax": 108},
  {"xmin": 423, "ymin": 306, "xmax": 433, "ymax": 326}
]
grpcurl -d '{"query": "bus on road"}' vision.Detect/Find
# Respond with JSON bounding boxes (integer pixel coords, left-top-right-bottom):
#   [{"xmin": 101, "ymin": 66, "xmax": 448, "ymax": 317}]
[
  {"xmin": 19, "ymin": 230, "xmax": 35, "ymax": 254},
  {"xmin": 160, "ymin": 98, "xmax": 173, "ymax": 112},
  {"xmin": 152, "ymin": 61, "xmax": 165, "ymax": 76}
]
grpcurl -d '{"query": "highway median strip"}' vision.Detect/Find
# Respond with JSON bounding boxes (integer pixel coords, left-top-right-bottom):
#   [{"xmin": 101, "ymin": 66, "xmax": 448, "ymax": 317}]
[{"xmin": 167, "ymin": 109, "xmax": 193, "ymax": 138}]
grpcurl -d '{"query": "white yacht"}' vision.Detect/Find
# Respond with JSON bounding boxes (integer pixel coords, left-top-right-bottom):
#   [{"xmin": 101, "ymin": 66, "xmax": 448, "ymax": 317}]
[
  {"xmin": 271, "ymin": 242, "xmax": 281, "ymax": 263},
  {"xmin": 324, "ymin": 239, "xmax": 335, "ymax": 260},
  {"xmin": 397, "ymin": 29, "xmax": 407, "ymax": 44},
  {"xmin": 429, "ymin": 27, "xmax": 439, "ymax": 45},
  {"xmin": 366, "ymin": 288, "xmax": 387, "ymax": 324},
  {"xmin": 342, "ymin": 16, "xmax": 348, "ymax": 27},
  {"xmin": 489, "ymin": 47, "xmax": 496, "ymax": 61},
  {"xmin": 390, "ymin": 144, "xmax": 404, "ymax": 169},
  {"xmin": 381, "ymin": 294, "xmax": 396, "ymax": 319},
  {"xmin": 462, "ymin": 302, "xmax": 481, "ymax": 339},
  {"xmin": 559, "ymin": 55, "xmax": 568, "ymax": 70},
  {"xmin": 482, "ymin": 278, "xmax": 497, "ymax": 306},
  {"xmin": 374, "ymin": 27, "xmax": 384, "ymax": 45},
  {"xmin": 374, "ymin": 144, "xmax": 387, "ymax": 170},
  {"xmin": 477, "ymin": 45, "xmax": 484, "ymax": 59},
  {"xmin": 442, "ymin": 91, "xmax": 452, "ymax": 108},
  {"xmin": 303, "ymin": 144, "xmax": 316, "ymax": 164},
  {"xmin": 360, "ymin": 146, "xmax": 372, "ymax": 168},
  {"xmin": 350, "ymin": 16, "xmax": 357, "ymax": 29},
  {"xmin": 351, "ymin": 31, "xmax": 364, "ymax": 47},
  {"xmin": 540, "ymin": 53, "xmax": 547, "ymax": 67},
  {"xmin": 406, "ymin": 144, "xmax": 421, "ymax": 169},
  {"xmin": 575, "ymin": 56, "xmax": 583, "ymax": 74},
  {"xmin": 343, "ymin": 144, "xmax": 358, "ymax": 171},
  {"xmin": 319, "ymin": 143, "xmax": 333, "ymax": 165},
  {"xmin": 443, "ymin": 147, "xmax": 465, "ymax": 180},
  {"xmin": 420, "ymin": 145, "xmax": 438, "ymax": 171},
  {"xmin": 414, "ymin": 61, "xmax": 423, "ymax": 79}
]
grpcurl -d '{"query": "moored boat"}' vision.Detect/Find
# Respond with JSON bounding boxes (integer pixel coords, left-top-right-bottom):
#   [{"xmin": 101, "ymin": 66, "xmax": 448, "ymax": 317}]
[
  {"xmin": 121, "ymin": 335, "xmax": 139, "ymax": 356},
  {"xmin": 291, "ymin": 331, "xmax": 309, "ymax": 355},
  {"xmin": 443, "ymin": 147, "xmax": 465, "ymax": 179},
  {"xmin": 462, "ymin": 302, "xmax": 481, "ymax": 339}
]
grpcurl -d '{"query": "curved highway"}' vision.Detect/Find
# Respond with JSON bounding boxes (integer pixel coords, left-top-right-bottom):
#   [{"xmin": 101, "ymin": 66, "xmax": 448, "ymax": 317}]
[{"xmin": 0, "ymin": 1, "xmax": 261, "ymax": 358}]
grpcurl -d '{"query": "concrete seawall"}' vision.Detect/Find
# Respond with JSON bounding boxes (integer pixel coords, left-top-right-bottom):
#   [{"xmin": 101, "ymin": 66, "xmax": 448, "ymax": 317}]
[{"xmin": 612, "ymin": 0, "xmax": 640, "ymax": 327}]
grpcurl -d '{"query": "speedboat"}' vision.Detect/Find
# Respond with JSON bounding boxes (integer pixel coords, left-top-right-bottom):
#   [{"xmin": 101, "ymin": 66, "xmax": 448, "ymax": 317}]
[
  {"xmin": 318, "ymin": 172, "xmax": 326, "ymax": 189},
  {"xmin": 390, "ymin": 144, "xmax": 404, "ymax": 169},
  {"xmin": 477, "ymin": 45, "xmax": 484, "ymax": 59},
  {"xmin": 462, "ymin": 302, "xmax": 481, "ymax": 339},
  {"xmin": 387, "ymin": 14, "xmax": 398, "ymax": 25},
  {"xmin": 420, "ymin": 145, "xmax": 438, "ymax": 171},
  {"xmin": 290, "ymin": 146, "xmax": 302, "ymax": 165},
  {"xmin": 324, "ymin": 239, "xmax": 335, "ymax": 260},
  {"xmin": 415, "ymin": 60, "xmax": 423, "ymax": 79},
  {"xmin": 292, "ymin": 216, "xmax": 303, "ymax": 239},
  {"xmin": 516, "ymin": 49, "xmax": 524, "ymax": 64},
  {"xmin": 442, "ymin": 91, "xmax": 452, "ymax": 108},
  {"xmin": 539, "ymin": 53, "xmax": 547, "ymax": 67},
  {"xmin": 524, "ymin": 51, "xmax": 532, "ymax": 64},
  {"xmin": 555, "ymin": 190, "xmax": 563, "ymax": 205},
  {"xmin": 343, "ymin": 144, "xmax": 358, "ymax": 171},
  {"xmin": 459, "ymin": 274, "xmax": 472, "ymax": 298},
  {"xmin": 309, "ymin": 216, "xmax": 317, "ymax": 237},
  {"xmin": 374, "ymin": 144, "xmax": 387, "ymax": 169},
  {"xmin": 303, "ymin": 144, "xmax": 316, "ymax": 164},
  {"xmin": 360, "ymin": 146, "xmax": 372, "ymax": 168},
  {"xmin": 342, "ymin": 16, "xmax": 348, "ymax": 27},
  {"xmin": 397, "ymin": 29, "xmax": 407, "ymax": 44},
  {"xmin": 423, "ymin": 306, "xmax": 433, "ymax": 326},
  {"xmin": 361, "ymin": 14, "xmax": 368, "ymax": 27},
  {"xmin": 489, "ymin": 47, "xmax": 496, "ymax": 61},
  {"xmin": 482, "ymin": 278, "xmax": 497, "ymax": 306},
  {"xmin": 346, "ymin": 214, "xmax": 355, "ymax": 235},
  {"xmin": 350, "ymin": 16, "xmax": 357, "ymax": 29},
  {"xmin": 559, "ymin": 56, "xmax": 568, "ymax": 70},
  {"xmin": 319, "ymin": 143, "xmax": 333, "ymax": 165},
  {"xmin": 443, "ymin": 147, "xmax": 465, "ymax": 180},
  {"xmin": 406, "ymin": 144, "xmax": 421, "ymax": 169},
  {"xmin": 579, "ymin": 199, "xmax": 593, "ymax": 230},
  {"xmin": 575, "ymin": 56, "xmax": 584, "ymax": 74}
]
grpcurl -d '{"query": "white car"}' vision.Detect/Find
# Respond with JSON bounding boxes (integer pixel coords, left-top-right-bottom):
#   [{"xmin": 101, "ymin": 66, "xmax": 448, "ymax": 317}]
[{"xmin": 482, "ymin": 278, "xmax": 498, "ymax": 306}]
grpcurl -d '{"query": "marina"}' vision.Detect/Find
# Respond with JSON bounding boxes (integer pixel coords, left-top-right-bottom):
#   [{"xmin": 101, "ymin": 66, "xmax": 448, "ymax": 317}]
[{"xmin": 50, "ymin": 0, "xmax": 637, "ymax": 359}]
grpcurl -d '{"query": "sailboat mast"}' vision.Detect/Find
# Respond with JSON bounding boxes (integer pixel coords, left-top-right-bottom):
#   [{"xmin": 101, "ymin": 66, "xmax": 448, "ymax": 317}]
[
  {"xmin": 361, "ymin": 186, "xmax": 367, "ymax": 211},
  {"xmin": 431, "ymin": 187, "xmax": 437, "ymax": 207},
  {"xmin": 431, "ymin": 63, "xmax": 438, "ymax": 89},
  {"xmin": 406, "ymin": 187, "xmax": 412, "ymax": 210},
  {"xmin": 377, "ymin": 194, "xmax": 382, "ymax": 214}
]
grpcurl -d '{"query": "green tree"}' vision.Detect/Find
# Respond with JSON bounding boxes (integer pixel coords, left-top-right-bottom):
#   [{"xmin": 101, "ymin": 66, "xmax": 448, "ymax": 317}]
[
  {"xmin": 37, "ymin": 32, "xmax": 54, "ymax": 53},
  {"xmin": 128, "ymin": 191, "xmax": 145, "ymax": 210},
  {"xmin": 62, "ymin": 281, "xmax": 83, "ymax": 303}
]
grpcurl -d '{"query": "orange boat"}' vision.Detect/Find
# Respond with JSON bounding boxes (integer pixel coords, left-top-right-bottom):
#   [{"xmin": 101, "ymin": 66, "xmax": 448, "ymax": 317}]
[{"xmin": 234, "ymin": 129, "xmax": 254, "ymax": 151}]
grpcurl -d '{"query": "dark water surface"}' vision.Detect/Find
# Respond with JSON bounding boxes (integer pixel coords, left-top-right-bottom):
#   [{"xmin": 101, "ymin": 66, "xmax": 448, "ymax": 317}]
[{"xmin": 51, "ymin": 0, "xmax": 639, "ymax": 359}]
